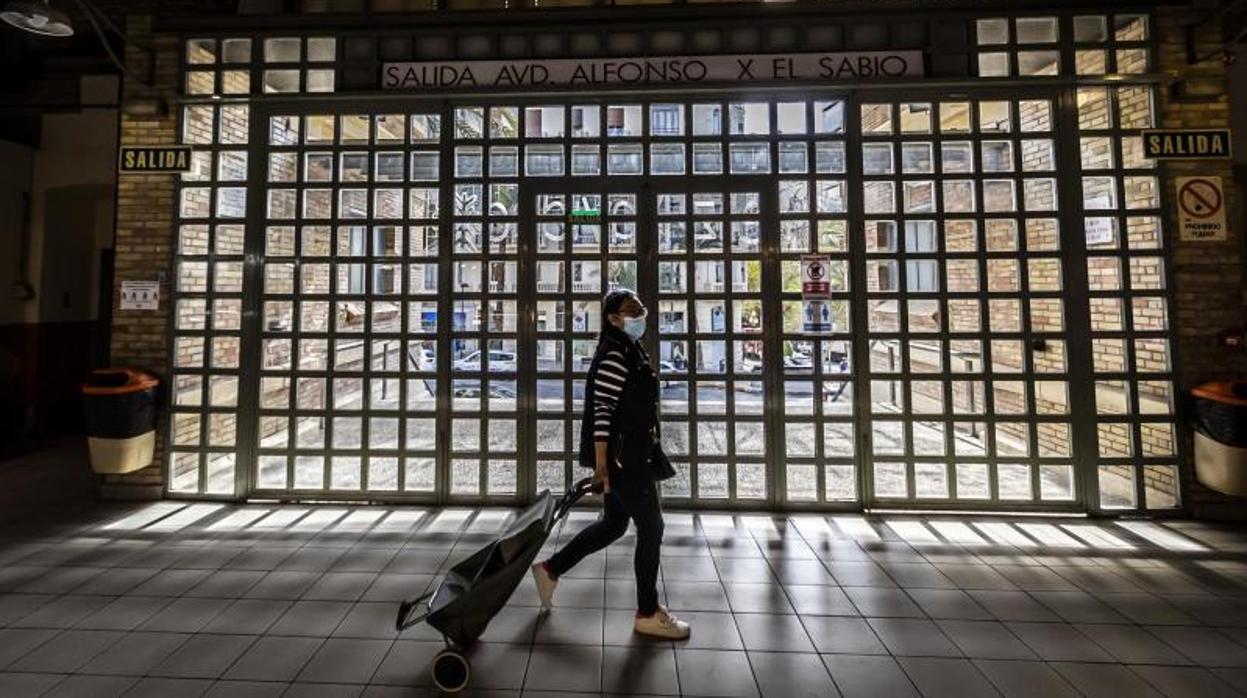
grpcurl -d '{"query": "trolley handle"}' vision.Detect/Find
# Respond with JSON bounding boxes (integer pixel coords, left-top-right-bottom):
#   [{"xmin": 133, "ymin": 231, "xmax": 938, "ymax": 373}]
[
  {"xmin": 396, "ymin": 590, "xmax": 434, "ymax": 632},
  {"xmin": 552, "ymin": 477, "xmax": 599, "ymax": 525}
]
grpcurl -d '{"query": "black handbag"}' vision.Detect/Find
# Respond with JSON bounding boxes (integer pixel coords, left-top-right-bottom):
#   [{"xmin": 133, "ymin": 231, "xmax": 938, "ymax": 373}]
[{"xmin": 650, "ymin": 442, "xmax": 676, "ymax": 481}]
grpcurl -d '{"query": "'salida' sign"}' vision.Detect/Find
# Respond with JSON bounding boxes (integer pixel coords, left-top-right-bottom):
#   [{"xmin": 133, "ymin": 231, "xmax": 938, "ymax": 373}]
[{"xmin": 383, "ymin": 51, "xmax": 924, "ymax": 90}]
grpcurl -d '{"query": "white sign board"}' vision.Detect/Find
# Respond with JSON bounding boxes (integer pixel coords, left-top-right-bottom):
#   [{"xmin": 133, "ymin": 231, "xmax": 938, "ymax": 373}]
[
  {"xmin": 1176, "ymin": 176, "xmax": 1228, "ymax": 242},
  {"xmin": 801, "ymin": 254, "xmax": 833, "ymax": 334},
  {"xmin": 120, "ymin": 281, "xmax": 160, "ymax": 310},
  {"xmin": 383, "ymin": 51, "xmax": 924, "ymax": 90}
]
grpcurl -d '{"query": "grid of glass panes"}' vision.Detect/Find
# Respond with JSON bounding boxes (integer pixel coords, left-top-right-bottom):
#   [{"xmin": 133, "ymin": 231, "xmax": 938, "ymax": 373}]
[
  {"xmin": 168, "ymin": 100, "xmax": 250, "ymax": 495},
  {"xmin": 449, "ymin": 107, "xmax": 523, "ymax": 499},
  {"xmin": 657, "ymin": 190, "xmax": 768, "ymax": 503},
  {"xmin": 861, "ymin": 98, "xmax": 1075, "ymax": 507},
  {"xmin": 254, "ymin": 111, "xmax": 441, "ymax": 497},
  {"xmin": 976, "ymin": 13, "xmax": 1150, "ymax": 79},
  {"xmin": 776, "ymin": 99, "xmax": 856, "ymax": 504},
  {"xmin": 1077, "ymin": 80, "xmax": 1178, "ymax": 511},
  {"xmin": 184, "ymin": 37, "xmax": 252, "ymax": 97},
  {"xmin": 533, "ymin": 190, "xmax": 638, "ymax": 496}
]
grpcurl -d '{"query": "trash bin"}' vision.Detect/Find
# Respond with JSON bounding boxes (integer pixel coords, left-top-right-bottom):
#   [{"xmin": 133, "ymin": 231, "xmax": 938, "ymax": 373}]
[
  {"xmin": 1190, "ymin": 381, "xmax": 1247, "ymax": 496},
  {"xmin": 82, "ymin": 369, "xmax": 160, "ymax": 474}
]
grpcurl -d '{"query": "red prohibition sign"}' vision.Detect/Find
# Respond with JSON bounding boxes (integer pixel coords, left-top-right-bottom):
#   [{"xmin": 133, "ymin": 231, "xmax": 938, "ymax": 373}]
[{"xmin": 1179, "ymin": 179, "xmax": 1222, "ymax": 219}]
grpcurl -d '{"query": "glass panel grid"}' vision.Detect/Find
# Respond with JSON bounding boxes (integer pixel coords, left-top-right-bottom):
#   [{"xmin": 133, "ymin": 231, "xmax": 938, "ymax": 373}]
[
  {"xmin": 861, "ymin": 97, "xmax": 1074, "ymax": 507},
  {"xmin": 1077, "ymin": 81, "xmax": 1177, "ymax": 511},
  {"xmin": 168, "ymin": 100, "xmax": 252, "ymax": 495}
]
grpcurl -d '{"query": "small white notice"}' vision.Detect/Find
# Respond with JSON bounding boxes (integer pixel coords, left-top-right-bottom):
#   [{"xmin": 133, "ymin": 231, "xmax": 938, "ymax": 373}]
[{"xmin": 120, "ymin": 281, "xmax": 160, "ymax": 310}]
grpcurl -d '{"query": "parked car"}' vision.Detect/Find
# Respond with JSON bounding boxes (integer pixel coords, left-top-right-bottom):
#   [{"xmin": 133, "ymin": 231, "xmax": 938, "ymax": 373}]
[{"xmin": 452, "ymin": 350, "xmax": 518, "ymax": 372}]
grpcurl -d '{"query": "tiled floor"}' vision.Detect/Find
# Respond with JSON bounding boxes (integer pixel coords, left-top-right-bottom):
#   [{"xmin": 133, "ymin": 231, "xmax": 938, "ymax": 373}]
[{"xmin": 1, "ymin": 501, "xmax": 1247, "ymax": 697}]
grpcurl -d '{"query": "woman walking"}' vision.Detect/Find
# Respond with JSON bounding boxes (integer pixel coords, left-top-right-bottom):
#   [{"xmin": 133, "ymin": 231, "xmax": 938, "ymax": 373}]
[{"xmin": 530, "ymin": 289, "xmax": 691, "ymax": 640}]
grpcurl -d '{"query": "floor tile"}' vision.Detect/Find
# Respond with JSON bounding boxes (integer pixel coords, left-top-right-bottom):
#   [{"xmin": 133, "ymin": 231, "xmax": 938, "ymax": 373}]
[
  {"xmin": 0, "ymin": 593, "xmax": 55, "ymax": 626},
  {"xmin": 974, "ymin": 659, "xmax": 1080, "ymax": 698},
  {"xmin": 78, "ymin": 631, "xmax": 189, "ymax": 676},
  {"xmin": 121, "ymin": 676, "xmax": 215, "ymax": 698},
  {"xmin": 244, "ymin": 571, "xmax": 322, "ymax": 600},
  {"xmin": 42, "ymin": 674, "xmax": 138, "ymax": 698},
  {"xmin": 7, "ymin": 629, "xmax": 123, "ymax": 673},
  {"xmin": 1129, "ymin": 664, "xmax": 1244, "ymax": 698},
  {"xmin": 131, "ymin": 569, "xmax": 212, "ymax": 597},
  {"xmin": 295, "ymin": 638, "xmax": 392, "ymax": 684},
  {"xmin": 723, "ymin": 583, "xmax": 794, "ymax": 614},
  {"xmin": 223, "ymin": 635, "xmax": 322, "ymax": 681},
  {"xmin": 664, "ymin": 581, "xmax": 731, "ymax": 612},
  {"xmin": 202, "ymin": 680, "xmax": 286, "ymax": 697},
  {"xmin": 968, "ymin": 591, "xmax": 1061, "ymax": 622},
  {"xmin": 524, "ymin": 643, "xmax": 603, "ymax": 693},
  {"xmin": 826, "ymin": 562, "xmax": 897, "ymax": 588},
  {"xmin": 1049, "ymin": 662, "xmax": 1163, "ymax": 698},
  {"xmin": 784, "ymin": 584, "xmax": 858, "ymax": 616},
  {"xmin": 202, "ymin": 599, "xmax": 292, "ymax": 635},
  {"xmin": 800, "ymin": 616, "xmax": 888, "ymax": 655},
  {"xmin": 137, "ymin": 597, "xmax": 232, "ymax": 633},
  {"xmin": 369, "ymin": 639, "xmax": 441, "ymax": 687},
  {"xmin": 867, "ymin": 618, "xmax": 961, "ymax": 657},
  {"xmin": 1095, "ymin": 592, "xmax": 1197, "ymax": 625},
  {"xmin": 674, "ymin": 649, "xmax": 758, "ymax": 697},
  {"xmin": 150, "ymin": 633, "xmax": 256, "ymax": 679},
  {"xmin": 908, "ymin": 589, "xmax": 993, "ymax": 620},
  {"xmin": 302, "ymin": 572, "xmax": 377, "ymax": 602},
  {"xmin": 75, "ymin": 596, "xmax": 172, "ymax": 631},
  {"xmin": 601, "ymin": 646, "xmax": 679, "ymax": 695},
  {"xmin": 0, "ymin": 672, "xmax": 75, "ymax": 698},
  {"xmin": 769, "ymin": 559, "xmax": 836, "ymax": 586},
  {"xmin": 1005, "ymin": 622, "xmax": 1115, "ymax": 663},
  {"xmin": 733, "ymin": 612, "xmax": 815, "ymax": 652},
  {"xmin": 842, "ymin": 587, "xmax": 924, "ymax": 618},
  {"xmin": 897, "ymin": 657, "xmax": 1000, "ymax": 698},
  {"xmin": 460, "ymin": 642, "xmax": 531, "ymax": 690},
  {"xmin": 0, "ymin": 627, "xmax": 59, "ymax": 668},
  {"xmin": 17, "ymin": 567, "xmax": 105, "ymax": 595},
  {"xmin": 11, "ymin": 594, "xmax": 111, "ymax": 628},
  {"xmin": 934, "ymin": 620, "xmax": 1036, "ymax": 660},
  {"xmin": 1030, "ymin": 591, "xmax": 1128, "ymax": 623},
  {"xmin": 821, "ymin": 654, "xmax": 919, "ymax": 698},
  {"xmin": 1075, "ymin": 623, "xmax": 1193, "ymax": 665},
  {"xmin": 185, "ymin": 570, "xmax": 266, "ymax": 598},
  {"xmin": 268, "ymin": 600, "xmax": 353, "ymax": 637},
  {"xmin": 550, "ymin": 577, "xmax": 606, "ymax": 609},
  {"xmin": 748, "ymin": 650, "xmax": 840, "ymax": 698},
  {"xmin": 360, "ymin": 574, "xmax": 434, "ymax": 603},
  {"xmin": 533, "ymin": 607, "xmax": 603, "ymax": 645},
  {"xmin": 73, "ymin": 568, "xmax": 160, "ymax": 596},
  {"xmin": 1148, "ymin": 625, "xmax": 1247, "ymax": 667},
  {"xmin": 670, "ymin": 611, "xmax": 743, "ymax": 650},
  {"xmin": 882, "ymin": 563, "xmax": 957, "ymax": 590}
]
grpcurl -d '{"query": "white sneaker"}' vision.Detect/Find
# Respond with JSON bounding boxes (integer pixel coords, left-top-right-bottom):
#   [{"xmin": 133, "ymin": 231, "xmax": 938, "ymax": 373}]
[
  {"xmin": 530, "ymin": 561, "xmax": 557, "ymax": 609},
  {"xmin": 633, "ymin": 606, "xmax": 691, "ymax": 640}
]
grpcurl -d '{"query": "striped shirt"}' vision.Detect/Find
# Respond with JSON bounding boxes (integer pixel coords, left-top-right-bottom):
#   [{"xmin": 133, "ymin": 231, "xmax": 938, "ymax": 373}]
[{"xmin": 592, "ymin": 348, "xmax": 630, "ymax": 442}]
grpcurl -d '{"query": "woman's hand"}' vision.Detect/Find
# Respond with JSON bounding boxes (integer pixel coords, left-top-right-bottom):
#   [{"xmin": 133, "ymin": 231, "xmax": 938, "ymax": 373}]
[{"xmin": 594, "ymin": 462, "xmax": 611, "ymax": 495}]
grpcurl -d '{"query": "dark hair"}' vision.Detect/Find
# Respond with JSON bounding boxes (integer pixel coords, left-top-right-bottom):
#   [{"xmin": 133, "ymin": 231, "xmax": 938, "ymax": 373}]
[{"xmin": 601, "ymin": 288, "xmax": 637, "ymax": 331}]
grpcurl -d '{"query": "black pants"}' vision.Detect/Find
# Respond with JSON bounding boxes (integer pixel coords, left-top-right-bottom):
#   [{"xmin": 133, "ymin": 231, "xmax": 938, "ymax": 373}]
[{"xmin": 546, "ymin": 470, "xmax": 664, "ymax": 615}]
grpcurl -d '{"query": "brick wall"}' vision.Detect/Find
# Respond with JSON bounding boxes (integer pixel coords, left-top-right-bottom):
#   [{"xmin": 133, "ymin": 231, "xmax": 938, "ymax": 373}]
[
  {"xmin": 103, "ymin": 17, "xmax": 180, "ymax": 500},
  {"xmin": 1155, "ymin": 8, "xmax": 1247, "ymax": 519}
]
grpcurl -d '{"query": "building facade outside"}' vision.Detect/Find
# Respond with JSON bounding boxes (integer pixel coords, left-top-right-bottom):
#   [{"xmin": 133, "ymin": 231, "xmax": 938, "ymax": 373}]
[{"xmin": 103, "ymin": 1, "xmax": 1247, "ymax": 518}]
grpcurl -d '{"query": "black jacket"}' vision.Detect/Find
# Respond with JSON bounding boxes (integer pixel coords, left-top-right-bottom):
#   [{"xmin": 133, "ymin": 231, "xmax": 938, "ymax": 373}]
[{"xmin": 578, "ymin": 325, "xmax": 660, "ymax": 473}]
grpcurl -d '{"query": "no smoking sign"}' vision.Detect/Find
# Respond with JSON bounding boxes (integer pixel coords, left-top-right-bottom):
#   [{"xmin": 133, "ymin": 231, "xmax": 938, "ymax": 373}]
[{"xmin": 1176, "ymin": 176, "xmax": 1227, "ymax": 242}]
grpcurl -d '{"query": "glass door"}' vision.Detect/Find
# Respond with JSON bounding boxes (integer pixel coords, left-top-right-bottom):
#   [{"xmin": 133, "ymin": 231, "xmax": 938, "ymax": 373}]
[{"xmin": 527, "ymin": 184, "xmax": 644, "ymax": 497}]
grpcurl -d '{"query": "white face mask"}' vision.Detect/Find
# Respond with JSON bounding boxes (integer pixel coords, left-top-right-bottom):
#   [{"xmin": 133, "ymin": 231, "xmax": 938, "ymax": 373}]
[{"xmin": 621, "ymin": 316, "xmax": 646, "ymax": 339}]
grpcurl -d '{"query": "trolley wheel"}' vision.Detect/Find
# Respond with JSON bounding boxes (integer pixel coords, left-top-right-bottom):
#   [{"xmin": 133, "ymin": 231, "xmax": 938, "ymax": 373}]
[{"xmin": 431, "ymin": 649, "xmax": 470, "ymax": 693}]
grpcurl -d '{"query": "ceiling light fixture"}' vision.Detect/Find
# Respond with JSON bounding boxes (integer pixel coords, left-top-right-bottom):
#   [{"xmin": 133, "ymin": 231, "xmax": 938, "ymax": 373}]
[
  {"xmin": 1, "ymin": 0, "xmax": 73, "ymax": 36},
  {"xmin": 2, "ymin": 0, "xmax": 155, "ymax": 87}
]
